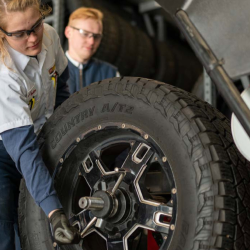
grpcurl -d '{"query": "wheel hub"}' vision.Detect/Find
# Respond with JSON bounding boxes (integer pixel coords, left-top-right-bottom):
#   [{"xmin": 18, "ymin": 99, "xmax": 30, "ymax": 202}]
[
  {"xmin": 79, "ymin": 185, "xmax": 134, "ymax": 224},
  {"xmin": 79, "ymin": 190, "xmax": 114, "ymax": 219}
]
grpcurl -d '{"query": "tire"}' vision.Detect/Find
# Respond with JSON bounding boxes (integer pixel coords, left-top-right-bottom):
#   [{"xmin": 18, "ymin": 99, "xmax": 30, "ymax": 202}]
[
  {"xmin": 169, "ymin": 41, "xmax": 203, "ymax": 92},
  {"xmin": 114, "ymin": 19, "xmax": 137, "ymax": 76},
  {"xmin": 19, "ymin": 77, "xmax": 250, "ymax": 250},
  {"xmin": 152, "ymin": 40, "xmax": 202, "ymax": 91},
  {"xmin": 153, "ymin": 40, "xmax": 177, "ymax": 84},
  {"xmin": 65, "ymin": 0, "xmax": 90, "ymax": 13},
  {"xmin": 19, "ymin": 180, "xmax": 54, "ymax": 250},
  {"xmin": 94, "ymin": 9, "xmax": 121, "ymax": 65},
  {"xmin": 130, "ymin": 29, "xmax": 155, "ymax": 78}
]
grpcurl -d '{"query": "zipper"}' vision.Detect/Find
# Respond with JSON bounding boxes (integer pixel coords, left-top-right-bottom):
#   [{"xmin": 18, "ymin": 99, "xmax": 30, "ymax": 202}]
[{"xmin": 79, "ymin": 64, "xmax": 83, "ymax": 90}]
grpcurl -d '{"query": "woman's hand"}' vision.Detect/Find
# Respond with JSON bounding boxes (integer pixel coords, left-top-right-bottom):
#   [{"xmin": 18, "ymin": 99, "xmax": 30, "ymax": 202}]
[{"xmin": 49, "ymin": 209, "xmax": 81, "ymax": 245}]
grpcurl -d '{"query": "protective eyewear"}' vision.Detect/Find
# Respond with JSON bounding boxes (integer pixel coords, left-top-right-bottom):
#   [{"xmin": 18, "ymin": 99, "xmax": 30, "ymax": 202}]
[
  {"xmin": 70, "ymin": 26, "xmax": 103, "ymax": 41},
  {"xmin": 0, "ymin": 15, "xmax": 45, "ymax": 40}
]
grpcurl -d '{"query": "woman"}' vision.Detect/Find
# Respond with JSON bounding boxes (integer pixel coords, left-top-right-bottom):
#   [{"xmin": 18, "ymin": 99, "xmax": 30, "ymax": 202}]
[{"xmin": 0, "ymin": 0, "xmax": 80, "ymax": 249}]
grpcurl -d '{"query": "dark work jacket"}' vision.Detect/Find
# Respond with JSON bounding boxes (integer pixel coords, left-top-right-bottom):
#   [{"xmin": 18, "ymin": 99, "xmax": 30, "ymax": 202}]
[{"xmin": 67, "ymin": 57, "xmax": 118, "ymax": 94}]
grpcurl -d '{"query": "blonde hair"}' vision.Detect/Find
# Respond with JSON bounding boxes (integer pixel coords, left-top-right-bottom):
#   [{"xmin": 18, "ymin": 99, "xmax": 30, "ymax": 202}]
[
  {"xmin": 0, "ymin": 0, "xmax": 51, "ymax": 66},
  {"xmin": 68, "ymin": 7, "xmax": 103, "ymax": 26}
]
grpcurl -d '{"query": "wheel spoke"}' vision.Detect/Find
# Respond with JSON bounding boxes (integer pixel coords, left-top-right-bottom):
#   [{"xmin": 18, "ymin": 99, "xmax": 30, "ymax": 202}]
[
  {"xmin": 68, "ymin": 211, "xmax": 90, "ymax": 233},
  {"xmin": 121, "ymin": 142, "xmax": 154, "ymax": 176},
  {"xmin": 79, "ymin": 152, "xmax": 106, "ymax": 187},
  {"xmin": 137, "ymin": 203, "xmax": 173, "ymax": 234},
  {"xmin": 107, "ymin": 240, "xmax": 124, "ymax": 250}
]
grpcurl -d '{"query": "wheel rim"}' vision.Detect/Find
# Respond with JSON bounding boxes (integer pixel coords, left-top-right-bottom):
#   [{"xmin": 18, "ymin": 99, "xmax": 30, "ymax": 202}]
[{"xmin": 54, "ymin": 123, "xmax": 177, "ymax": 250}]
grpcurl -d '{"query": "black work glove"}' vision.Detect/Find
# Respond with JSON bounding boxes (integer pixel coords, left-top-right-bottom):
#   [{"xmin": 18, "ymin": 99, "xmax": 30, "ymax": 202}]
[{"xmin": 49, "ymin": 209, "xmax": 81, "ymax": 245}]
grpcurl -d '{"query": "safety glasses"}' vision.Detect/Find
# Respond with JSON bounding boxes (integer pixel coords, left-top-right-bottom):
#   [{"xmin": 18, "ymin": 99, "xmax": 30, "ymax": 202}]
[
  {"xmin": 0, "ymin": 15, "xmax": 45, "ymax": 41},
  {"xmin": 70, "ymin": 26, "xmax": 103, "ymax": 41}
]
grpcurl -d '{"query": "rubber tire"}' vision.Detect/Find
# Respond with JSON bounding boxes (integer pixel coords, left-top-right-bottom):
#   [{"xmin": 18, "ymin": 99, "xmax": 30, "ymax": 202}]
[
  {"xmin": 130, "ymin": 28, "xmax": 155, "ymax": 78},
  {"xmin": 153, "ymin": 40, "xmax": 177, "ymax": 85},
  {"xmin": 169, "ymin": 40, "xmax": 203, "ymax": 92},
  {"xmin": 65, "ymin": 0, "xmax": 91, "ymax": 14},
  {"xmin": 19, "ymin": 77, "xmax": 250, "ymax": 250},
  {"xmin": 94, "ymin": 8, "xmax": 121, "ymax": 65},
  {"xmin": 114, "ymin": 18, "xmax": 137, "ymax": 76}
]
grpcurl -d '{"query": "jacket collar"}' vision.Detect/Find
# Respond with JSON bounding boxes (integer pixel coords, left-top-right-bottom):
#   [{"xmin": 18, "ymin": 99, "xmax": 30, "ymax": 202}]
[{"xmin": 65, "ymin": 51, "xmax": 93, "ymax": 69}]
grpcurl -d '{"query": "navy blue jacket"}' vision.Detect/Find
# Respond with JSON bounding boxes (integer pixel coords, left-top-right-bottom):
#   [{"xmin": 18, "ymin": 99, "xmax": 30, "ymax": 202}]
[
  {"xmin": 67, "ymin": 57, "xmax": 118, "ymax": 94},
  {"xmin": 1, "ymin": 67, "xmax": 69, "ymax": 216}
]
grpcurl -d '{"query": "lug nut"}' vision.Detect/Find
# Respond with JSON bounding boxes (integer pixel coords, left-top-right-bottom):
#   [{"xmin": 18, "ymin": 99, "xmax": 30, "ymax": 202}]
[{"xmin": 172, "ymin": 188, "xmax": 177, "ymax": 194}]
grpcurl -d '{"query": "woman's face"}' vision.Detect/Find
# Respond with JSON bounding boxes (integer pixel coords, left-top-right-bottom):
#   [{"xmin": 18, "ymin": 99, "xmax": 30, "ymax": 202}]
[{"xmin": 3, "ymin": 7, "xmax": 44, "ymax": 56}]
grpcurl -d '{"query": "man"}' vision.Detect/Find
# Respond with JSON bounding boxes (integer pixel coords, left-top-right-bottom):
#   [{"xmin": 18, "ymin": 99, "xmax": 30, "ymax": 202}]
[{"xmin": 65, "ymin": 7, "xmax": 120, "ymax": 94}]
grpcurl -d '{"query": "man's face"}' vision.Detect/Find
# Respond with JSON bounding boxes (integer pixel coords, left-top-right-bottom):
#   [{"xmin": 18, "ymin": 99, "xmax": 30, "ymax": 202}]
[
  {"xmin": 3, "ymin": 7, "xmax": 44, "ymax": 56},
  {"xmin": 66, "ymin": 18, "xmax": 102, "ymax": 63}
]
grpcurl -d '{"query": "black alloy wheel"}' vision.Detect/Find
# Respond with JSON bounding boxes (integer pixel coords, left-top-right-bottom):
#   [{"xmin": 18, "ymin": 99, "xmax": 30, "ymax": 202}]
[{"xmin": 56, "ymin": 128, "xmax": 177, "ymax": 250}]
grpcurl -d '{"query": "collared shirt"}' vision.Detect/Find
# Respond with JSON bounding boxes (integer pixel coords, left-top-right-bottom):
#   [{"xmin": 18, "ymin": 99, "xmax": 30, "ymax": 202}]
[{"xmin": 0, "ymin": 23, "xmax": 68, "ymax": 134}]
